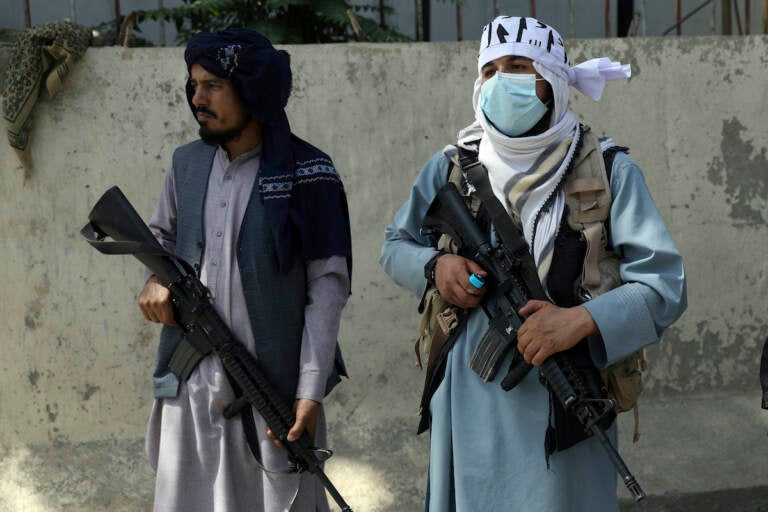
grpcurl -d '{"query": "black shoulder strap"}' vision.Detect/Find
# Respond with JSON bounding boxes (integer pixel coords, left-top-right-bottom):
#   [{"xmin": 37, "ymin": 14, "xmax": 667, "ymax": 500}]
[
  {"xmin": 462, "ymin": 160, "xmax": 548, "ymax": 301},
  {"xmin": 451, "ymin": 145, "xmax": 480, "ymax": 195},
  {"xmin": 457, "ymin": 145, "xmax": 479, "ymax": 168},
  {"xmin": 599, "ymin": 143, "xmax": 629, "ymax": 242},
  {"xmin": 453, "ymin": 138, "xmax": 627, "ymax": 300},
  {"xmin": 601, "ymin": 144, "xmax": 629, "ymax": 183}
]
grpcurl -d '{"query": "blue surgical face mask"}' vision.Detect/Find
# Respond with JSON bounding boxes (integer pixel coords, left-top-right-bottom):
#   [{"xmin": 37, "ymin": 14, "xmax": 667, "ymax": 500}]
[{"xmin": 480, "ymin": 72, "xmax": 549, "ymax": 137}]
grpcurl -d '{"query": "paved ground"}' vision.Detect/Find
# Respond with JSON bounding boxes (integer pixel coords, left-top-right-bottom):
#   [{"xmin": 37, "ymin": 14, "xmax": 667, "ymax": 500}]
[
  {"xmin": 620, "ymin": 487, "xmax": 768, "ymax": 511},
  {"xmin": 2, "ymin": 435, "xmax": 766, "ymax": 511}
]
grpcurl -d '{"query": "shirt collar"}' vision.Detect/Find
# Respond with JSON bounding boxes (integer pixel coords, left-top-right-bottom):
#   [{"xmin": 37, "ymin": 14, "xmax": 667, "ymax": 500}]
[{"xmin": 215, "ymin": 143, "xmax": 263, "ymax": 172}]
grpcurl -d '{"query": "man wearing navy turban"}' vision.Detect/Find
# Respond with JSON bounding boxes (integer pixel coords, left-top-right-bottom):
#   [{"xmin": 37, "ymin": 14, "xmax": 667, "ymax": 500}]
[{"xmin": 138, "ymin": 29, "xmax": 352, "ymax": 512}]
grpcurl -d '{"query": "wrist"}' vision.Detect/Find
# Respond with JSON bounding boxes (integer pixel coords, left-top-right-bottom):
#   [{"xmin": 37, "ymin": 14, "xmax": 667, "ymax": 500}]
[
  {"xmin": 575, "ymin": 306, "xmax": 598, "ymax": 338},
  {"xmin": 424, "ymin": 251, "xmax": 446, "ymax": 284}
]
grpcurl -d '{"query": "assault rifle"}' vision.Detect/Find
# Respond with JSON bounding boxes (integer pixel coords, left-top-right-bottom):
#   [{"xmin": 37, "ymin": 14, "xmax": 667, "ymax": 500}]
[
  {"xmin": 421, "ymin": 182, "xmax": 645, "ymax": 502},
  {"xmin": 81, "ymin": 187, "xmax": 353, "ymax": 512}
]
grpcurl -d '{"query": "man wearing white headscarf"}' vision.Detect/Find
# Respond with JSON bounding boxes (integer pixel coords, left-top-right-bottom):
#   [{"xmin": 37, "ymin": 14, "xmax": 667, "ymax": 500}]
[{"xmin": 380, "ymin": 16, "xmax": 686, "ymax": 511}]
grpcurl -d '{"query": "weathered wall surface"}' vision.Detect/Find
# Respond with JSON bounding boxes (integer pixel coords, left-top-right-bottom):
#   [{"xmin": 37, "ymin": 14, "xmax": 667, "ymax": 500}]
[{"xmin": 0, "ymin": 36, "xmax": 766, "ymax": 510}]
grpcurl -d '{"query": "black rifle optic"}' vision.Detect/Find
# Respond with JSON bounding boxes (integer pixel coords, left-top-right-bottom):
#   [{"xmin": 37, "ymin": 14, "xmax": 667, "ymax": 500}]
[
  {"xmin": 421, "ymin": 183, "xmax": 646, "ymax": 502},
  {"xmin": 81, "ymin": 186, "xmax": 353, "ymax": 512}
]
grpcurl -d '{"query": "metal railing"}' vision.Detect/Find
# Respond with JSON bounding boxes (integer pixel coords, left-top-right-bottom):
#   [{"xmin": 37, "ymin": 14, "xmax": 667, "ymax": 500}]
[
  {"xmin": 17, "ymin": 0, "xmax": 768, "ymax": 42},
  {"xmin": 414, "ymin": 0, "xmax": 767, "ymax": 41}
]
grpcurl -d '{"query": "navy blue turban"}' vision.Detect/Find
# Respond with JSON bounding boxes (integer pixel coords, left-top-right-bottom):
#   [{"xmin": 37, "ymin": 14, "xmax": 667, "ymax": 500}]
[
  {"xmin": 184, "ymin": 29, "xmax": 291, "ymax": 126},
  {"xmin": 184, "ymin": 29, "xmax": 352, "ymax": 276}
]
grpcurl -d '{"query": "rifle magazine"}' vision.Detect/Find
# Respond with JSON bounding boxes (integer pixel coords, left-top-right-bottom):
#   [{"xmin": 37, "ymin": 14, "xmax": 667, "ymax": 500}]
[
  {"xmin": 470, "ymin": 326, "xmax": 513, "ymax": 381},
  {"xmin": 168, "ymin": 337, "xmax": 209, "ymax": 380}
]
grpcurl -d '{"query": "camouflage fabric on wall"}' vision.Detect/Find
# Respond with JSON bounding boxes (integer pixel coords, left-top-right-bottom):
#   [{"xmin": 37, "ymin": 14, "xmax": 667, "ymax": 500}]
[{"xmin": 2, "ymin": 20, "xmax": 91, "ymax": 170}]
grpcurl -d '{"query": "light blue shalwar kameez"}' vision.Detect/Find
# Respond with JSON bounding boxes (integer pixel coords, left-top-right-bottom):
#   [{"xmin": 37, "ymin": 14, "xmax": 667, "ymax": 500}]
[{"xmin": 380, "ymin": 149, "xmax": 687, "ymax": 512}]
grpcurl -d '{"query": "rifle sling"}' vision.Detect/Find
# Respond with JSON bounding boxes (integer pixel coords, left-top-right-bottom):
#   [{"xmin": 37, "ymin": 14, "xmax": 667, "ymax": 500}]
[
  {"xmin": 462, "ymin": 160, "xmax": 548, "ymax": 301},
  {"xmin": 223, "ymin": 371, "xmax": 265, "ymax": 466},
  {"xmin": 459, "ymin": 156, "xmax": 544, "ymax": 385},
  {"xmin": 167, "ymin": 333, "xmax": 275, "ymax": 469}
]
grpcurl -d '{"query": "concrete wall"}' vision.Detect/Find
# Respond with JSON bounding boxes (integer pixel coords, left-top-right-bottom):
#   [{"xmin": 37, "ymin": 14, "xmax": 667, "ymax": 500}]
[{"xmin": 0, "ymin": 36, "xmax": 766, "ymax": 510}]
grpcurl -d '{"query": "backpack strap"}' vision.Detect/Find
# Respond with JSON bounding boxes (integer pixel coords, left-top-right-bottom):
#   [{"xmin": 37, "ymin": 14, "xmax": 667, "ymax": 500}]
[{"xmin": 447, "ymin": 146, "xmax": 484, "ymax": 217}]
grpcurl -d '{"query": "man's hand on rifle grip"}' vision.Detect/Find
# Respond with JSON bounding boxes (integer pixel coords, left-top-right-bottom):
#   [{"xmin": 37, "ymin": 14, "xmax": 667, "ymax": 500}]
[
  {"xmin": 434, "ymin": 254, "xmax": 487, "ymax": 309},
  {"xmin": 267, "ymin": 398, "xmax": 320, "ymax": 448},
  {"xmin": 138, "ymin": 275, "xmax": 177, "ymax": 326},
  {"xmin": 517, "ymin": 300, "xmax": 598, "ymax": 366}
]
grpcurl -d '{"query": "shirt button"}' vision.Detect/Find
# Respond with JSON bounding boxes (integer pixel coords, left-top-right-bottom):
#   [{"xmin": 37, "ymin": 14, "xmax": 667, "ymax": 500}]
[
  {"xmin": 211, "ymin": 260, "xmax": 218, "ymax": 266},
  {"xmin": 216, "ymin": 230, "xmax": 223, "ymax": 237},
  {"xmin": 220, "ymin": 201, "xmax": 227, "ymax": 207},
  {"xmin": 224, "ymin": 173, "xmax": 231, "ymax": 180}
]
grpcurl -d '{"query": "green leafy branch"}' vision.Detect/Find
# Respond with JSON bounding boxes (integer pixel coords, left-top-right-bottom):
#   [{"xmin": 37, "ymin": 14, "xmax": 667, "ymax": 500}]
[{"xmin": 113, "ymin": 0, "xmax": 410, "ymax": 44}]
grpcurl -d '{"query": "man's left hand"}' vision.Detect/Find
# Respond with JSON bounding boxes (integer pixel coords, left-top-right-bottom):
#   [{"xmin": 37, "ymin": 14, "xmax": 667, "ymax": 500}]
[
  {"xmin": 267, "ymin": 398, "xmax": 320, "ymax": 448},
  {"xmin": 517, "ymin": 300, "xmax": 598, "ymax": 366}
]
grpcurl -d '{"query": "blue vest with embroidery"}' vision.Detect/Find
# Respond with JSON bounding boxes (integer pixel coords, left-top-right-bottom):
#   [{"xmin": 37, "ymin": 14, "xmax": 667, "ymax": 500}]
[{"xmin": 152, "ymin": 140, "xmax": 343, "ymax": 403}]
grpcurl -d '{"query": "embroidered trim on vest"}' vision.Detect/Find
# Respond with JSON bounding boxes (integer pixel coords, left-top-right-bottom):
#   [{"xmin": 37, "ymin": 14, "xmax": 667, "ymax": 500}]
[{"xmin": 259, "ymin": 157, "xmax": 341, "ymax": 200}]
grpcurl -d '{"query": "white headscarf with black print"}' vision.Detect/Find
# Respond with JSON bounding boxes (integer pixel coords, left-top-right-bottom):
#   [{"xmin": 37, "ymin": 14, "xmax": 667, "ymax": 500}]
[{"xmin": 451, "ymin": 16, "xmax": 630, "ymax": 290}]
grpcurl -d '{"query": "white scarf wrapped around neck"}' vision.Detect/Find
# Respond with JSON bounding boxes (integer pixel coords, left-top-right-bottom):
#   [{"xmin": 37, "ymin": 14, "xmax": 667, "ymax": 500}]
[
  {"xmin": 452, "ymin": 15, "xmax": 631, "ymax": 290},
  {"xmin": 456, "ymin": 63, "xmax": 580, "ymax": 289}
]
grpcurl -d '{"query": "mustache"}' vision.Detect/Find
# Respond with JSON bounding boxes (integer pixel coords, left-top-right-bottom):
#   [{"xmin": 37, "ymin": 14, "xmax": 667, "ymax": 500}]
[{"xmin": 196, "ymin": 106, "xmax": 218, "ymax": 118}]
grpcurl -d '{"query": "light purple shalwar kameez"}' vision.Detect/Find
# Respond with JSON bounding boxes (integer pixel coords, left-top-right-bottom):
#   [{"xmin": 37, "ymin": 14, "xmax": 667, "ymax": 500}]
[{"xmin": 144, "ymin": 144, "xmax": 349, "ymax": 512}]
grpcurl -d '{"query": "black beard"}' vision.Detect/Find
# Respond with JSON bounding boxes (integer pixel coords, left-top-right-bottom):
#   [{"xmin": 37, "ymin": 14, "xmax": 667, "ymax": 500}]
[{"xmin": 198, "ymin": 116, "xmax": 251, "ymax": 146}]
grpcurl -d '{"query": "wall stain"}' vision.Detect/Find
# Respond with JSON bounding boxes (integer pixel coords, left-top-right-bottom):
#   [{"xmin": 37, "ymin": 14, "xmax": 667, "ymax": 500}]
[
  {"xmin": 345, "ymin": 60, "xmax": 359, "ymax": 84},
  {"xmin": 25, "ymin": 310, "xmax": 40, "ymax": 329},
  {"xmin": 706, "ymin": 117, "xmax": 767, "ymax": 224},
  {"xmin": 24, "ymin": 273, "xmax": 51, "ymax": 330},
  {"xmin": 135, "ymin": 323, "xmax": 155, "ymax": 347},
  {"xmin": 46, "ymin": 403, "xmax": 59, "ymax": 423},
  {"xmin": 80, "ymin": 383, "xmax": 101, "ymax": 401},
  {"xmin": 28, "ymin": 369, "xmax": 41, "ymax": 387},
  {"xmin": 34, "ymin": 273, "xmax": 51, "ymax": 297},
  {"xmin": 646, "ymin": 321, "xmax": 767, "ymax": 395}
]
